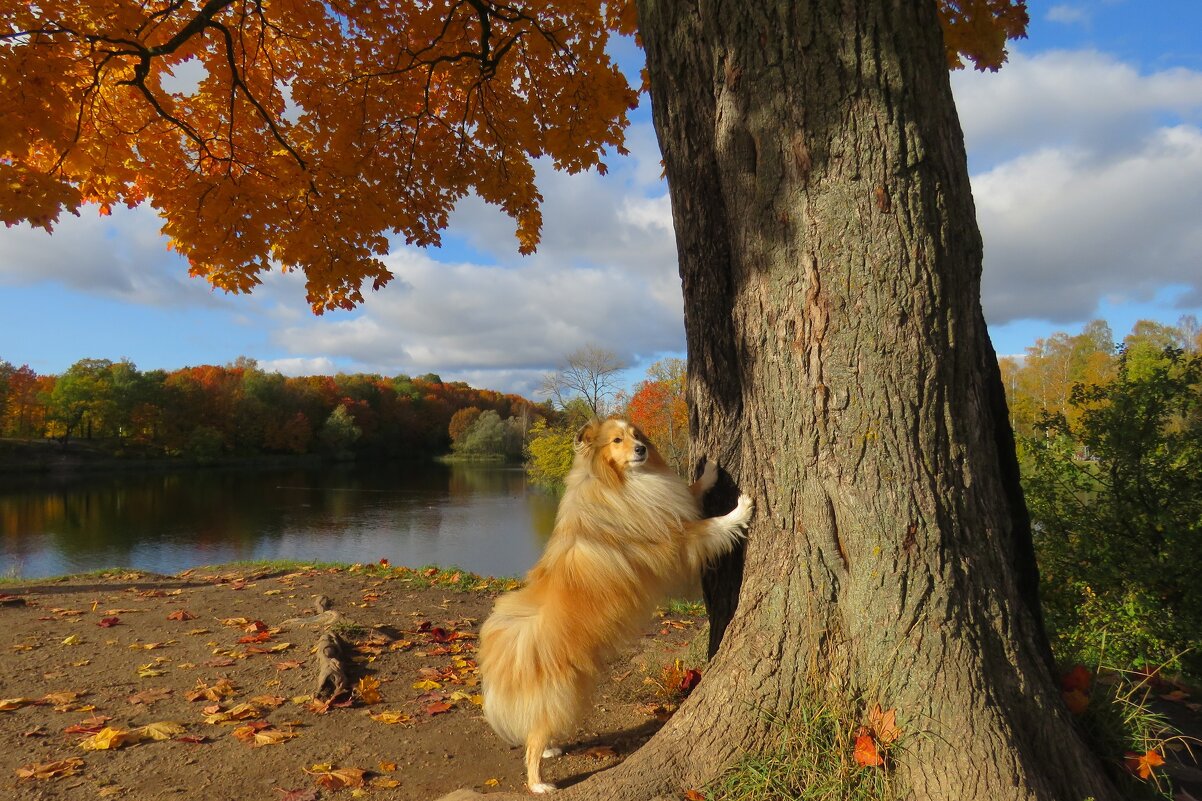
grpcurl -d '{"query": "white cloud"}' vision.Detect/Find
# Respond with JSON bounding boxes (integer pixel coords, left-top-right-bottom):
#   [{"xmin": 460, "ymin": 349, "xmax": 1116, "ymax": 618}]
[
  {"xmin": 257, "ymin": 356, "xmax": 339, "ymax": 376},
  {"xmin": 0, "ymin": 205, "xmax": 226, "ymax": 308},
  {"xmin": 952, "ymin": 49, "xmax": 1202, "ymax": 168},
  {"xmin": 950, "ymin": 49, "xmax": 1202, "ymax": 328},
  {"xmin": 1047, "ymin": 5, "xmax": 1090, "ymax": 25},
  {"xmin": 975, "ymin": 125, "xmax": 1202, "ymax": 324}
]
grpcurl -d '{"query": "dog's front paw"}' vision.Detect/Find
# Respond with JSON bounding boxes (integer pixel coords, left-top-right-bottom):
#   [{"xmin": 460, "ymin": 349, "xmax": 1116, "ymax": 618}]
[
  {"xmin": 728, "ymin": 494, "xmax": 754, "ymax": 529},
  {"xmin": 530, "ymin": 782, "xmax": 557, "ymax": 794}
]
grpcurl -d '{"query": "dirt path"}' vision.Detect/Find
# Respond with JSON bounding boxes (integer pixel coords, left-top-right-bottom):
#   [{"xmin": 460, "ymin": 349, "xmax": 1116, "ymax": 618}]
[{"xmin": 0, "ymin": 565, "xmax": 704, "ymax": 800}]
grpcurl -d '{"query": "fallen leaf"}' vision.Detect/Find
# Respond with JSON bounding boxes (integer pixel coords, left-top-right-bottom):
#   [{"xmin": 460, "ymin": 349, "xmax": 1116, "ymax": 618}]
[
  {"xmin": 79, "ymin": 726, "xmax": 140, "ymax": 751},
  {"xmin": 42, "ymin": 691, "xmax": 85, "ymax": 706},
  {"xmin": 0, "ymin": 697, "xmax": 36, "ymax": 711},
  {"xmin": 484, "ymin": 778, "xmax": 500, "ymax": 787},
  {"xmin": 412, "ymin": 679, "xmax": 442, "ymax": 691},
  {"xmin": 63, "ymin": 715, "xmax": 112, "ymax": 735},
  {"xmin": 867, "ymin": 704, "xmax": 901, "ymax": 745},
  {"xmin": 15, "ymin": 757, "xmax": 86, "ymax": 780},
  {"xmin": 203, "ymin": 703, "xmax": 262, "ymax": 724},
  {"xmin": 1126, "ymin": 749, "xmax": 1166, "ymax": 780},
  {"xmin": 378, "ymin": 761, "xmax": 397, "ymax": 773},
  {"xmin": 138, "ymin": 721, "xmax": 186, "ymax": 741},
  {"xmin": 853, "ymin": 730, "xmax": 884, "ymax": 768},
  {"xmin": 425, "ymin": 701, "xmax": 453, "ymax": 716},
  {"xmin": 167, "ymin": 610, "xmax": 198, "ymax": 621},
  {"xmin": 307, "ymin": 766, "xmax": 366, "ymax": 790},
  {"xmin": 684, "ymin": 791, "xmax": 706, "ymax": 801},
  {"xmin": 97, "ymin": 617, "xmax": 121, "ymax": 628},
  {"xmin": 356, "ymin": 676, "xmax": 383, "ymax": 705},
  {"xmin": 581, "ymin": 745, "xmax": 618, "ymax": 760},
  {"xmin": 128, "ymin": 688, "xmax": 172, "ymax": 706},
  {"xmin": 368, "ymin": 710, "xmax": 411, "ymax": 725},
  {"xmin": 249, "ymin": 694, "xmax": 287, "ymax": 708},
  {"xmin": 1060, "ymin": 664, "xmax": 1091, "ymax": 694},
  {"xmin": 369, "ymin": 776, "xmax": 401, "ymax": 788},
  {"xmin": 1062, "ymin": 688, "xmax": 1090, "ymax": 716},
  {"xmin": 61, "ymin": 635, "xmax": 81, "ymax": 646},
  {"xmin": 275, "ymin": 660, "xmax": 305, "ymax": 671}
]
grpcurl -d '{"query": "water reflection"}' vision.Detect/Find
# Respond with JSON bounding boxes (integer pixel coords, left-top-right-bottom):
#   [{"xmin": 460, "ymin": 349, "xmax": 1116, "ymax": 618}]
[{"xmin": 0, "ymin": 463, "xmax": 558, "ymax": 580}]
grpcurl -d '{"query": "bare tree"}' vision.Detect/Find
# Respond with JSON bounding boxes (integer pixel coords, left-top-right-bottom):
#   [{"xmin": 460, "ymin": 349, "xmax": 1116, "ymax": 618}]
[{"xmin": 538, "ymin": 345, "xmax": 627, "ymax": 417}]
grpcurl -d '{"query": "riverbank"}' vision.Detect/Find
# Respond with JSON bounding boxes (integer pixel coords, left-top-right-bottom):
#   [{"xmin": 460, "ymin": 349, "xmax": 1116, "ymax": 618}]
[
  {"xmin": 0, "ymin": 438, "xmax": 335, "ymax": 477},
  {"xmin": 0, "ymin": 562, "xmax": 707, "ymax": 800}
]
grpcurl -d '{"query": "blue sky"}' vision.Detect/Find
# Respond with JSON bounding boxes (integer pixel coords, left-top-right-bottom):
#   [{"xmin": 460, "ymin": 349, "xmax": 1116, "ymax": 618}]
[{"xmin": 2, "ymin": 1, "xmax": 1201, "ymax": 396}]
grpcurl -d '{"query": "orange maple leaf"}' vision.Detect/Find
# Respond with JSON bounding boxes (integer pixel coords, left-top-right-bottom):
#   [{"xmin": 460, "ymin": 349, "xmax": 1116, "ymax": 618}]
[
  {"xmin": 1125, "ymin": 749, "xmax": 1165, "ymax": 780},
  {"xmin": 853, "ymin": 729, "xmax": 884, "ymax": 768}
]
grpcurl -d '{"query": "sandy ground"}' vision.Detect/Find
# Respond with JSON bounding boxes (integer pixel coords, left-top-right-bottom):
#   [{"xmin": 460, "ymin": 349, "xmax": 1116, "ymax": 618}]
[{"xmin": 0, "ymin": 565, "xmax": 705, "ymax": 800}]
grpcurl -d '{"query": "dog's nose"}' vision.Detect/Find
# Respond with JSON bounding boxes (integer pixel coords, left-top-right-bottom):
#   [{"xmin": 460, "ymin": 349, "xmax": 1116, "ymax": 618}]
[{"xmin": 634, "ymin": 444, "xmax": 647, "ymax": 457}]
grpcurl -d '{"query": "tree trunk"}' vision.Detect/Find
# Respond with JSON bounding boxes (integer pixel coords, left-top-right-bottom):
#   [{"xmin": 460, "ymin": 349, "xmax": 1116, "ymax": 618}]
[{"xmin": 557, "ymin": 2, "xmax": 1124, "ymax": 799}]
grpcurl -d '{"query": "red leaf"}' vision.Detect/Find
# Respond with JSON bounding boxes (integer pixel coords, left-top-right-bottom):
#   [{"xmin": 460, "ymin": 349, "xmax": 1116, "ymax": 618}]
[
  {"xmin": 853, "ymin": 731, "xmax": 884, "ymax": 767},
  {"xmin": 97, "ymin": 617, "xmax": 120, "ymax": 628},
  {"xmin": 679, "ymin": 669, "xmax": 702, "ymax": 695},
  {"xmin": 425, "ymin": 701, "xmax": 453, "ymax": 716},
  {"xmin": 1060, "ymin": 665, "xmax": 1092, "ymax": 694}
]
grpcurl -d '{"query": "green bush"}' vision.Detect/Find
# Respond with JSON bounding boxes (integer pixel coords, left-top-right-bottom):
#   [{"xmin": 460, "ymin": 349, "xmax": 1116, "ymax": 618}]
[
  {"xmin": 524, "ymin": 419, "xmax": 575, "ymax": 489},
  {"xmin": 1023, "ymin": 347, "xmax": 1202, "ymax": 675}
]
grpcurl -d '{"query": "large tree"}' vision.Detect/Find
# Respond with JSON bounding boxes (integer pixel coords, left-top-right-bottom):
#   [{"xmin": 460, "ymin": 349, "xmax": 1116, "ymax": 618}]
[{"xmin": 2, "ymin": 0, "xmax": 1125, "ymax": 798}]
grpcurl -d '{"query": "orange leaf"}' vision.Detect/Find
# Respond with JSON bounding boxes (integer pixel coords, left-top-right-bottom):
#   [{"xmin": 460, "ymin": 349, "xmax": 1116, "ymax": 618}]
[
  {"xmin": 1125, "ymin": 750, "xmax": 1165, "ymax": 780},
  {"xmin": 1062, "ymin": 688, "xmax": 1090, "ymax": 716},
  {"xmin": 1060, "ymin": 664, "xmax": 1091, "ymax": 693},
  {"xmin": 867, "ymin": 704, "xmax": 901, "ymax": 745},
  {"xmin": 853, "ymin": 730, "xmax": 884, "ymax": 768}
]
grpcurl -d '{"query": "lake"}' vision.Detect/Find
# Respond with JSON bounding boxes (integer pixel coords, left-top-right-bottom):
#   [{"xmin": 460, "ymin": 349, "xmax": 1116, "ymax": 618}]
[{"xmin": 0, "ymin": 462, "xmax": 559, "ymax": 580}]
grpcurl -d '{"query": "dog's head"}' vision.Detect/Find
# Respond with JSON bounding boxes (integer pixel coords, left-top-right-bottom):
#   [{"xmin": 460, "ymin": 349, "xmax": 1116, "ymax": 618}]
[{"xmin": 574, "ymin": 417, "xmax": 664, "ymax": 486}]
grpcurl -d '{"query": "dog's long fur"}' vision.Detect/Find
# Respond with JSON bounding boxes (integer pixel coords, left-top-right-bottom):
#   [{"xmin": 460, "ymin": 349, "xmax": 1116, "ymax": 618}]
[{"xmin": 477, "ymin": 417, "xmax": 753, "ymax": 792}]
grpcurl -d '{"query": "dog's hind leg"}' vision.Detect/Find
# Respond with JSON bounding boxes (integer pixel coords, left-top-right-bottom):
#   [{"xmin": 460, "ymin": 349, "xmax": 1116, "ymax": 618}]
[{"xmin": 525, "ymin": 729, "xmax": 556, "ymax": 793}]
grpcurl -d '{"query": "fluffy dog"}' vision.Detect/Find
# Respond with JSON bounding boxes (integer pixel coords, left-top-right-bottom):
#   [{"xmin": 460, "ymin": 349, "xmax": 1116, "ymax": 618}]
[{"xmin": 477, "ymin": 417, "xmax": 754, "ymax": 792}]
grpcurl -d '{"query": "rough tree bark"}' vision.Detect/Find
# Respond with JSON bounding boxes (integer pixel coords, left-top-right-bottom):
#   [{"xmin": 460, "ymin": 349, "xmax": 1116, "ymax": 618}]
[{"xmin": 551, "ymin": 2, "xmax": 1124, "ymax": 799}]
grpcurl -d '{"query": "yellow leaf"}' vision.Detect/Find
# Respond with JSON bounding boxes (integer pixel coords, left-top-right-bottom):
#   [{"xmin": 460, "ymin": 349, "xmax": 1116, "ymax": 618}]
[
  {"xmin": 368, "ymin": 710, "xmax": 411, "ymax": 725},
  {"xmin": 137, "ymin": 721, "xmax": 186, "ymax": 741},
  {"xmin": 0, "ymin": 697, "xmax": 36, "ymax": 711},
  {"xmin": 356, "ymin": 676, "xmax": 383, "ymax": 705},
  {"xmin": 79, "ymin": 727, "xmax": 139, "ymax": 750},
  {"xmin": 15, "ymin": 757, "xmax": 86, "ymax": 780},
  {"xmin": 61, "ymin": 635, "xmax": 81, "ymax": 646},
  {"xmin": 412, "ymin": 679, "xmax": 441, "ymax": 691}
]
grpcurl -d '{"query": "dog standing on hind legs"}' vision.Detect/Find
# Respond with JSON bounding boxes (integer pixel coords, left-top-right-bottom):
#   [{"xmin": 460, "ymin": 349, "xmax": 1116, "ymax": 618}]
[{"xmin": 477, "ymin": 417, "xmax": 754, "ymax": 792}]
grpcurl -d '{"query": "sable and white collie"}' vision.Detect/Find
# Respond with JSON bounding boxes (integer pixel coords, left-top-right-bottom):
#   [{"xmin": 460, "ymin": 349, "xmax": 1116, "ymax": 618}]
[{"xmin": 477, "ymin": 417, "xmax": 754, "ymax": 793}]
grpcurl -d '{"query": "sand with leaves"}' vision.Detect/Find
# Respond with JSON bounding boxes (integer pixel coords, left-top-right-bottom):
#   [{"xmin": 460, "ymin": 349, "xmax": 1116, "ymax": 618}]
[{"xmin": 0, "ymin": 564, "xmax": 705, "ymax": 800}]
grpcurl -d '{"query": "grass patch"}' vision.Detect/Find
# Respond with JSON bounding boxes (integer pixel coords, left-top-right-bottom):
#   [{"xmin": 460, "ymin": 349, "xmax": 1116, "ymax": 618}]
[
  {"xmin": 709, "ymin": 691, "xmax": 902, "ymax": 801},
  {"xmin": 1067, "ymin": 662, "xmax": 1198, "ymax": 800}
]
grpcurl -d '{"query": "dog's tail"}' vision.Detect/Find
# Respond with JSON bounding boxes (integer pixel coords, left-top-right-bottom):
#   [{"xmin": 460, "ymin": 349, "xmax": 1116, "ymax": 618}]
[{"xmin": 478, "ymin": 590, "xmax": 592, "ymax": 747}]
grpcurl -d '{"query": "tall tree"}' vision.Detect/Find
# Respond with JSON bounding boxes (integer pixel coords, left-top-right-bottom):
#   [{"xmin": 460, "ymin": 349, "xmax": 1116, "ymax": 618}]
[
  {"xmin": 620, "ymin": 2, "xmax": 1119, "ymax": 800},
  {"xmin": 2, "ymin": 1, "xmax": 1124, "ymax": 798}
]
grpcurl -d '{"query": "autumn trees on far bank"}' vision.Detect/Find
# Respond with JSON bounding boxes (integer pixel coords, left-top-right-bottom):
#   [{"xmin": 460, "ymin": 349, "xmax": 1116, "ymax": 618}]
[{"xmin": 0, "ymin": 357, "xmax": 536, "ymax": 462}]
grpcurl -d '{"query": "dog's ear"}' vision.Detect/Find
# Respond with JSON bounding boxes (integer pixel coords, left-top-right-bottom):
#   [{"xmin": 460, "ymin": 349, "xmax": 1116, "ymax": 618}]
[{"xmin": 574, "ymin": 419, "xmax": 600, "ymax": 452}]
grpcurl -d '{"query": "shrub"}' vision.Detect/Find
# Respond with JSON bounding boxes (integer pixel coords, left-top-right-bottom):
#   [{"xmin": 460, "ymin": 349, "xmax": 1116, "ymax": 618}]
[{"xmin": 1024, "ymin": 347, "xmax": 1202, "ymax": 675}]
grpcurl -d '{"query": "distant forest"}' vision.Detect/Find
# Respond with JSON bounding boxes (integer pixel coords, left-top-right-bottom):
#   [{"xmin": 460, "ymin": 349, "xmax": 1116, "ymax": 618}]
[{"xmin": 0, "ymin": 357, "xmax": 544, "ymax": 462}]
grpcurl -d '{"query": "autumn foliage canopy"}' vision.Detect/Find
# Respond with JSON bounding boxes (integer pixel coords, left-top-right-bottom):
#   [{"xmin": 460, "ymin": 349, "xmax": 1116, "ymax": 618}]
[{"xmin": 1, "ymin": 0, "xmax": 1024, "ymax": 312}]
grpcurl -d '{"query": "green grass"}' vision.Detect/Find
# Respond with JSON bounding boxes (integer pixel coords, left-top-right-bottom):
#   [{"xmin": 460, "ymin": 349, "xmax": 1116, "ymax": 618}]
[{"xmin": 709, "ymin": 694, "xmax": 901, "ymax": 801}]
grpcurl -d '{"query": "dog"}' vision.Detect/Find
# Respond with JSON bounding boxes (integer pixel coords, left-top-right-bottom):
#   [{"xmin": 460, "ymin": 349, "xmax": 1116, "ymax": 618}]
[{"xmin": 477, "ymin": 417, "xmax": 754, "ymax": 792}]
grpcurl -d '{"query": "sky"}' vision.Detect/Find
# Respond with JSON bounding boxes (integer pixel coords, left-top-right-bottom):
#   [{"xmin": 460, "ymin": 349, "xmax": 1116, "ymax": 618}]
[{"xmin": 2, "ymin": 1, "xmax": 1201, "ymax": 398}]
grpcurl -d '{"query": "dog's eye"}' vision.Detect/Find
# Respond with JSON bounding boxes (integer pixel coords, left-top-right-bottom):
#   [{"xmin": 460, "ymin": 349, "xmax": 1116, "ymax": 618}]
[{"xmin": 612, "ymin": 437, "xmax": 622, "ymax": 444}]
